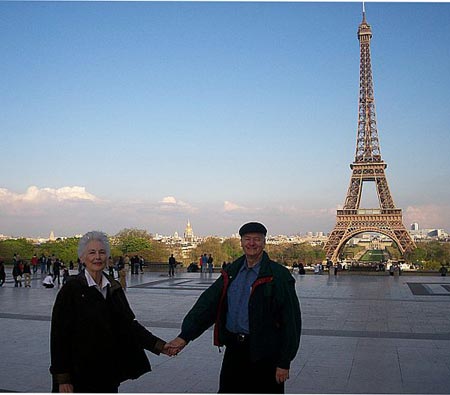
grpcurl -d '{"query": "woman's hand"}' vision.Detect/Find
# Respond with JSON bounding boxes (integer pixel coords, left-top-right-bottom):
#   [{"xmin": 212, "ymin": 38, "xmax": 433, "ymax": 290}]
[
  {"xmin": 59, "ymin": 383, "xmax": 74, "ymax": 393},
  {"xmin": 275, "ymin": 367, "xmax": 289, "ymax": 384},
  {"xmin": 163, "ymin": 337, "xmax": 187, "ymax": 356}
]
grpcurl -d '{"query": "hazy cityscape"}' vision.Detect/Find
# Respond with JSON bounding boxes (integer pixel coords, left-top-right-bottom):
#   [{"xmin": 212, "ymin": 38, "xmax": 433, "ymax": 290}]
[{"xmin": 0, "ymin": 220, "xmax": 447, "ymax": 247}]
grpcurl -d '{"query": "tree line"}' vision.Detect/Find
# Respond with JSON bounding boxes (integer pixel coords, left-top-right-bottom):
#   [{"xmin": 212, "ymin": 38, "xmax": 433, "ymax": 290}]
[
  {"xmin": 0, "ymin": 228, "xmax": 449, "ymax": 271},
  {"xmin": 0, "ymin": 228, "xmax": 326, "ymax": 267}
]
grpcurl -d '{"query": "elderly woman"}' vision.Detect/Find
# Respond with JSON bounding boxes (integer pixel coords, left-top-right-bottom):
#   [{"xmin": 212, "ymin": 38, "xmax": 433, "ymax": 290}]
[{"xmin": 50, "ymin": 231, "xmax": 172, "ymax": 393}]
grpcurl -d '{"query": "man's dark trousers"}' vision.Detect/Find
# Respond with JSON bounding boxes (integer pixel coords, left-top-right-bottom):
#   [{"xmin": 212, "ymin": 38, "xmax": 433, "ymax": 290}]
[{"xmin": 218, "ymin": 337, "xmax": 284, "ymax": 394}]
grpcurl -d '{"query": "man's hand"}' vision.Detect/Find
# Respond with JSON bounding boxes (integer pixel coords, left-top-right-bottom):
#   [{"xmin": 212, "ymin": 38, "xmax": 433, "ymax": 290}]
[
  {"xmin": 275, "ymin": 367, "xmax": 289, "ymax": 384},
  {"xmin": 162, "ymin": 342, "xmax": 178, "ymax": 356},
  {"xmin": 164, "ymin": 337, "xmax": 187, "ymax": 356}
]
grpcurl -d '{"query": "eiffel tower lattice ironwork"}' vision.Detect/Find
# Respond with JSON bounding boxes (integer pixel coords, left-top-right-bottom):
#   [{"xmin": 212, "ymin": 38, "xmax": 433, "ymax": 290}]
[{"xmin": 324, "ymin": 10, "xmax": 416, "ymax": 262}]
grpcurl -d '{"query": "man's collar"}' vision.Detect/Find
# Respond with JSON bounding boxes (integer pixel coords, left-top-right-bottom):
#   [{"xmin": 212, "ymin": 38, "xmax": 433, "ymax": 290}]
[{"xmin": 243, "ymin": 257, "xmax": 262, "ymax": 271}]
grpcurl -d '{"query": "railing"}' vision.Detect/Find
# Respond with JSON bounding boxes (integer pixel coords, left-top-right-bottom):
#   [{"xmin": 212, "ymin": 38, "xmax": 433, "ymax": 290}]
[{"xmin": 337, "ymin": 208, "xmax": 402, "ymax": 216}]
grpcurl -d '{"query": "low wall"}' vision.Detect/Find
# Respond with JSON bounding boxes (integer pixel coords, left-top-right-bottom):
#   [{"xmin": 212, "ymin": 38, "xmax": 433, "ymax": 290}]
[
  {"xmin": 302, "ymin": 269, "xmax": 441, "ymax": 276},
  {"xmin": 144, "ymin": 262, "xmax": 222, "ymax": 273}
]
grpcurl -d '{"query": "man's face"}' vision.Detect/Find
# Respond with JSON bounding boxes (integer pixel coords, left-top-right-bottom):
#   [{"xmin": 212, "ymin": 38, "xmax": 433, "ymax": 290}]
[{"xmin": 241, "ymin": 232, "xmax": 266, "ymax": 261}]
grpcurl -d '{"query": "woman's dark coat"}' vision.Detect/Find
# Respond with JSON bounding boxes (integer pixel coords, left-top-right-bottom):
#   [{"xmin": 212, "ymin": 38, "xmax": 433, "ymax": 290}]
[{"xmin": 50, "ymin": 271, "xmax": 165, "ymax": 391}]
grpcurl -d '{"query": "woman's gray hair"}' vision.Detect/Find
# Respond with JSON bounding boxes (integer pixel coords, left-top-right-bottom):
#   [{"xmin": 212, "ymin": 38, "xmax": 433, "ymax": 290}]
[{"xmin": 77, "ymin": 231, "xmax": 111, "ymax": 259}]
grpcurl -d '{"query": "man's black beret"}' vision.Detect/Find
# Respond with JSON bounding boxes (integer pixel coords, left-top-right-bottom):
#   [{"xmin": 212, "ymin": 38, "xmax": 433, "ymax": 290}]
[{"xmin": 239, "ymin": 222, "xmax": 267, "ymax": 237}]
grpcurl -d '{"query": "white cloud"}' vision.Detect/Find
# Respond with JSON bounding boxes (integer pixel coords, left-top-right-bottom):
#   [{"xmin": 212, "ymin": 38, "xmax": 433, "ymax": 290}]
[
  {"xmin": 223, "ymin": 201, "xmax": 246, "ymax": 212},
  {"xmin": 161, "ymin": 196, "xmax": 177, "ymax": 204},
  {"xmin": 159, "ymin": 196, "xmax": 196, "ymax": 212},
  {"xmin": 0, "ymin": 186, "xmax": 100, "ymax": 204}
]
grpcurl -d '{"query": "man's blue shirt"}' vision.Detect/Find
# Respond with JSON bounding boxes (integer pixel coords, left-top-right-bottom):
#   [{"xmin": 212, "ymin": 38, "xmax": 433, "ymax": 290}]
[{"xmin": 225, "ymin": 259, "xmax": 261, "ymax": 334}]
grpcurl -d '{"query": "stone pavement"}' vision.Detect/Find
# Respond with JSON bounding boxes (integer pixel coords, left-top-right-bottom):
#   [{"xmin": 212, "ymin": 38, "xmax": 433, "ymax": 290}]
[{"xmin": 1, "ymin": 270, "xmax": 450, "ymax": 393}]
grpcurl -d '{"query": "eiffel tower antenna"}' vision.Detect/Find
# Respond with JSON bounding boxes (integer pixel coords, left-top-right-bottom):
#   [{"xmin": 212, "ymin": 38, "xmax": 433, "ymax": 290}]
[{"xmin": 323, "ymin": 10, "xmax": 416, "ymax": 262}]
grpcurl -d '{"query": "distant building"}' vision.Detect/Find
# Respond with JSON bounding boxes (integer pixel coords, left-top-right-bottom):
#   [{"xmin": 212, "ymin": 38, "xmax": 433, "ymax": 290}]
[
  {"xmin": 408, "ymin": 223, "xmax": 448, "ymax": 240},
  {"xmin": 184, "ymin": 220, "xmax": 194, "ymax": 243}
]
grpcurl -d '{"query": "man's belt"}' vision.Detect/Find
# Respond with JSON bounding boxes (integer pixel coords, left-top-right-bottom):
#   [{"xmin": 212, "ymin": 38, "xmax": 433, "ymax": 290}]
[{"xmin": 230, "ymin": 332, "xmax": 250, "ymax": 343}]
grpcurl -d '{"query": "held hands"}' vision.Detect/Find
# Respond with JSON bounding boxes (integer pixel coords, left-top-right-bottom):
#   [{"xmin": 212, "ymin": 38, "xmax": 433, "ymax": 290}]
[{"xmin": 162, "ymin": 337, "xmax": 187, "ymax": 356}]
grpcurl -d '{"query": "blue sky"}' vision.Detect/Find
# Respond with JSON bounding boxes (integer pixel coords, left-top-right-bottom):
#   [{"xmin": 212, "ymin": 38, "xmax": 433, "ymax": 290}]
[{"xmin": 1, "ymin": 1, "xmax": 450, "ymax": 238}]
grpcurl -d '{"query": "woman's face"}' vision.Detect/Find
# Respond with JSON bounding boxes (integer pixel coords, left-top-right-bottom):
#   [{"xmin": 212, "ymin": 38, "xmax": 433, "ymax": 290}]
[{"xmin": 82, "ymin": 240, "xmax": 107, "ymax": 275}]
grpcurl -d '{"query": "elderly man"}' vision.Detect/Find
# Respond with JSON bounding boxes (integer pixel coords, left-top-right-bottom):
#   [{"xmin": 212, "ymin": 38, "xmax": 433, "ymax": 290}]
[{"xmin": 168, "ymin": 222, "xmax": 301, "ymax": 393}]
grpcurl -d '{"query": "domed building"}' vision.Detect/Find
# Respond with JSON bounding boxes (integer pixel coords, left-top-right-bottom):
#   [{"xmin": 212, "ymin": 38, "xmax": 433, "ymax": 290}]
[{"xmin": 184, "ymin": 220, "xmax": 194, "ymax": 243}]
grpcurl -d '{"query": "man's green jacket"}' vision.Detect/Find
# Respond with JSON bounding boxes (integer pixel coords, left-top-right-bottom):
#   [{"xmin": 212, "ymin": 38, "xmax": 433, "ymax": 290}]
[{"xmin": 179, "ymin": 251, "xmax": 302, "ymax": 369}]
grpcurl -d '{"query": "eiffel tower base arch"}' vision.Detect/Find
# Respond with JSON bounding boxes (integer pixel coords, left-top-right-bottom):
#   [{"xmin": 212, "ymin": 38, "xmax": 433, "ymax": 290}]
[{"xmin": 324, "ymin": 209, "xmax": 416, "ymax": 263}]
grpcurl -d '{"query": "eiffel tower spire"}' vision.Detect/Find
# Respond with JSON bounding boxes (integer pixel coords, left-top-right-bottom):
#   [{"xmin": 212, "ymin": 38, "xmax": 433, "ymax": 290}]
[
  {"xmin": 356, "ymin": 6, "xmax": 381, "ymax": 163},
  {"xmin": 323, "ymin": 8, "xmax": 416, "ymax": 262}
]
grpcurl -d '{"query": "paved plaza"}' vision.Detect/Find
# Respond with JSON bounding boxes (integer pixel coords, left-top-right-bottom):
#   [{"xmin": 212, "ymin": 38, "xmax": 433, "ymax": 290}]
[{"xmin": 1, "ymin": 269, "xmax": 450, "ymax": 393}]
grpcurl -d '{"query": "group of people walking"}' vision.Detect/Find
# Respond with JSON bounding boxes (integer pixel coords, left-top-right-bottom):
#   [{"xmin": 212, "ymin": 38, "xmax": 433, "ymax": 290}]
[
  {"xmin": 199, "ymin": 253, "xmax": 214, "ymax": 273},
  {"xmin": 10, "ymin": 253, "xmax": 36, "ymax": 287},
  {"xmin": 0, "ymin": 253, "xmax": 81, "ymax": 288}
]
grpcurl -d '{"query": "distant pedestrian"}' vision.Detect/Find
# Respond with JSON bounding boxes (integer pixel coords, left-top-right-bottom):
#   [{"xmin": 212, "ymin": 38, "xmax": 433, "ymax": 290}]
[
  {"xmin": 62, "ymin": 267, "xmax": 70, "ymax": 285},
  {"xmin": 207, "ymin": 254, "xmax": 214, "ymax": 274},
  {"xmin": 124, "ymin": 254, "xmax": 131, "ymax": 272},
  {"xmin": 139, "ymin": 255, "xmax": 145, "ymax": 273},
  {"xmin": 131, "ymin": 255, "xmax": 139, "ymax": 275},
  {"xmin": 23, "ymin": 261, "xmax": 32, "ymax": 287},
  {"xmin": 40, "ymin": 254, "xmax": 47, "ymax": 274},
  {"xmin": 439, "ymin": 265, "xmax": 448, "ymax": 277},
  {"xmin": 314, "ymin": 263, "xmax": 320, "ymax": 274},
  {"xmin": 201, "ymin": 254, "xmax": 208, "ymax": 273},
  {"xmin": 119, "ymin": 266, "xmax": 127, "ymax": 290},
  {"xmin": 43, "ymin": 274, "xmax": 55, "ymax": 288},
  {"xmin": 108, "ymin": 256, "xmax": 115, "ymax": 278},
  {"xmin": 334, "ymin": 263, "xmax": 340, "ymax": 276},
  {"xmin": 31, "ymin": 254, "xmax": 39, "ymax": 274},
  {"xmin": 77, "ymin": 258, "xmax": 83, "ymax": 273},
  {"xmin": 47, "ymin": 255, "xmax": 54, "ymax": 274},
  {"xmin": 299, "ymin": 263, "xmax": 306, "ymax": 275},
  {"xmin": 326, "ymin": 258, "xmax": 333, "ymax": 274},
  {"xmin": 53, "ymin": 258, "xmax": 62, "ymax": 285},
  {"xmin": 12, "ymin": 263, "xmax": 23, "ymax": 287},
  {"xmin": 168, "ymin": 254, "xmax": 176, "ymax": 277},
  {"xmin": 0, "ymin": 261, "xmax": 5, "ymax": 287}
]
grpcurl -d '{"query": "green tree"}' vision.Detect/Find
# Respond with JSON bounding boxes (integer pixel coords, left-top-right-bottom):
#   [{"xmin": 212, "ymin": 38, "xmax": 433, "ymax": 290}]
[
  {"xmin": 193, "ymin": 238, "xmax": 228, "ymax": 266},
  {"xmin": 405, "ymin": 241, "xmax": 450, "ymax": 270},
  {"xmin": 221, "ymin": 238, "xmax": 242, "ymax": 261},
  {"xmin": 40, "ymin": 237, "xmax": 79, "ymax": 263},
  {"xmin": 112, "ymin": 228, "xmax": 171, "ymax": 263},
  {"xmin": 0, "ymin": 239, "xmax": 35, "ymax": 263},
  {"xmin": 113, "ymin": 228, "xmax": 153, "ymax": 255},
  {"xmin": 141, "ymin": 241, "xmax": 171, "ymax": 263},
  {"xmin": 266, "ymin": 243, "xmax": 325, "ymax": 266}
]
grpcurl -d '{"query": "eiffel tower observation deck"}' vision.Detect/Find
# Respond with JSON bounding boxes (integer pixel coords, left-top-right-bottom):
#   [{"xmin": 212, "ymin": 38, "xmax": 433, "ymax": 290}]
[{"xmin": 324, "ymin": 7, "xmax": 416, "ymax": 263}]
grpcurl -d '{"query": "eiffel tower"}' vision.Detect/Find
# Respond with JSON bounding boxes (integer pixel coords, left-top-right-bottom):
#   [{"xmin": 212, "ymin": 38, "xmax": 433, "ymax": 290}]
[{"xmin": 324, "ymin": 8, "xmax": 416, "ymax": 262}]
